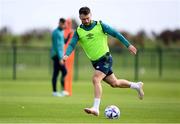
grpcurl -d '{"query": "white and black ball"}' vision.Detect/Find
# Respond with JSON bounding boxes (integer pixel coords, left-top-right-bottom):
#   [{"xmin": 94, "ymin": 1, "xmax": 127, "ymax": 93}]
[{"xmin": 104, "ymin": 105, "xmax": 120, "ymax": 119}]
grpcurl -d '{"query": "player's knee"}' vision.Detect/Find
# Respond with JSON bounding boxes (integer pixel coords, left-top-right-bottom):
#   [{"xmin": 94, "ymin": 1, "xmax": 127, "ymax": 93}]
[
  {"xmin": 62, "ymin": 71, "xmax": 67, "ymax": 77},
  {"xmin": 92, "ymin": 76, "xmax": 100, "ymax": 84},
  {"xmin": 110, "ymin": 83, "xmax": 117, "ymax": 88},
  {"xmin": 110, "ymin": 80, "xmax": 118, "ymax": 88}
]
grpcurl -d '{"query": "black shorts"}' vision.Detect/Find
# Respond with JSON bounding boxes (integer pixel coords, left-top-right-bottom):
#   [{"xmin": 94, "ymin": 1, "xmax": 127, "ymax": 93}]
[{"xmin": 91, "ymin": 52, "xmax": 113, "ymax": 77}]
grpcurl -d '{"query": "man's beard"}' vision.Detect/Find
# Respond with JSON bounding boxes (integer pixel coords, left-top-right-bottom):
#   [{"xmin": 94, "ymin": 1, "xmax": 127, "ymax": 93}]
[{"xmin": 83, "ymin": 22, "xmax": 91, "ymax": 26}]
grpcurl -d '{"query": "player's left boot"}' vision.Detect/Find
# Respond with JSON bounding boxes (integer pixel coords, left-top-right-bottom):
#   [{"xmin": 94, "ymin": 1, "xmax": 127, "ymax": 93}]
[
  {"xmin": 84, "ymin": 108, "xmax": 99, "ymax": 116},
  {"xmin": 61, "ymin": 90, "xmax": 69, "ymax": 96},
  {"xmin": 136, "ymin": 82, "xmax": 144, "ymax": 100}
]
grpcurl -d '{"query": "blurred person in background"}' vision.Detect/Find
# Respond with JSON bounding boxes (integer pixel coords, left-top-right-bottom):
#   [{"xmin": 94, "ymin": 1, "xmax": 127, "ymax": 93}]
[
  {"xmin": 51, "ymin": 18, "xmax": 71, "ymax": 97},
  {"xmin": 63, "ymin": 7, "xmax": 144, "ymax": 116}
]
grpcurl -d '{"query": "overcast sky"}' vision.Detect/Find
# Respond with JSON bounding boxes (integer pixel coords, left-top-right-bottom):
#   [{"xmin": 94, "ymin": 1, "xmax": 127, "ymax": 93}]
[{"xmin": 0, "ymin": 0, "xmax": 180, "ymax": 34}]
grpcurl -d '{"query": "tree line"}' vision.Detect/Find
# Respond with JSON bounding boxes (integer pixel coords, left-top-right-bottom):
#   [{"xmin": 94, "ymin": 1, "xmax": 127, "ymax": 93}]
[{"xmin": 0, "ymin": 21, "xmax": 179, "ymax": 48}]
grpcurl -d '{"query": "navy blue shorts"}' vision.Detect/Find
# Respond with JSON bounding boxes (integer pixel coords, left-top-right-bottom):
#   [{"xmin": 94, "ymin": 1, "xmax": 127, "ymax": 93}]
[{"xmin": 91, "ymin": 52, "xmax": 113, "ymax": 77}]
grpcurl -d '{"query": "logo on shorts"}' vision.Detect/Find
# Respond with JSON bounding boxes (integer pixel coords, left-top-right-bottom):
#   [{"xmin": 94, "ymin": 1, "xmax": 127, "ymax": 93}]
[
  {"xmin": 104, "ymin": 63, "xmax": 109, "ymax": 68},
  {"xmin": 96, "ymin": 66, "xmax": 100, "ymax": 69}
]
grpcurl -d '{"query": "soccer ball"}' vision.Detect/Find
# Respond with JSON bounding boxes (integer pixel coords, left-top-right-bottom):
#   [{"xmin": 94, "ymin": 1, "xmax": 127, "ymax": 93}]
[{"xmin": 104, "ymin": 105, "xmax": 120, "ymax": 119}]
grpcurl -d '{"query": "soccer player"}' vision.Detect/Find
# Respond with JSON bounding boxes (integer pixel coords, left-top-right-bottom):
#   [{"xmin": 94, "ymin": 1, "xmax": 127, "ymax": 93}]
[
  {"xmin": 63, "ymin": 7, "xmax": 144, "ymax": 116},
  {"xmin": 51, "ymin": 18, "xmax": 71, "ymax": 97}
]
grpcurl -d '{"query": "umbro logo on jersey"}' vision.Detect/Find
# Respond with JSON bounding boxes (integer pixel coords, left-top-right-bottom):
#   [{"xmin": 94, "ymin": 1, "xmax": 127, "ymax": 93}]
[{"xmin": 86, "ymin": 33, "xmax": 94, "ymax": 39}]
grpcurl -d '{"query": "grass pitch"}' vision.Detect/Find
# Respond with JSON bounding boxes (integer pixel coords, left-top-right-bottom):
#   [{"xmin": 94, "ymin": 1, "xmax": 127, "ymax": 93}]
[{"xmin": 0, "ymin": 79, "xmax": 180, "ymax": 123}]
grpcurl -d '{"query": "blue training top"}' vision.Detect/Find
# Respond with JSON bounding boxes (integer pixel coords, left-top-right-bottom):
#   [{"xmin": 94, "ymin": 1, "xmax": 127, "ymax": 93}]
[{"xmin": 51, "ymin": 27, "xmax": 65, "ymax": 60}]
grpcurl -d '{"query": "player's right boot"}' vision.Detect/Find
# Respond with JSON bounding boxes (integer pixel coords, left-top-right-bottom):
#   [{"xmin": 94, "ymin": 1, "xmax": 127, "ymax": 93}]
[
  {"xmin": 136, "ymin": 82, "xmax": 144, "ymax": 100},
  {"xmin": 52, "ymin": 92, "xmax": 63, "ymax": 97},
  {"xmin": 84, "ymin": 108, "xmax": 99, "ymax": 116}
]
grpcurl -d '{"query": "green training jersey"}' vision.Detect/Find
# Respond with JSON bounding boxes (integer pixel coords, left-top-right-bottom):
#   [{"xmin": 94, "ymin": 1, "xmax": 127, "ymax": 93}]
[{"xmin": 77, "ymin": 21, "xmax": 109, "ymax": 61}]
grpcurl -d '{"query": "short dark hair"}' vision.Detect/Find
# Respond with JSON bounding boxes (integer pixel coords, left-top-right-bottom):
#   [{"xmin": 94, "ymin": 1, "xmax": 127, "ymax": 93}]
[
  {"xmin": 79, "ymin": 6, "xmax": 91, "ymax": 15},
  {"xmin": 59, "ymin": 18, "xmax": 66, "ymax": 23}
]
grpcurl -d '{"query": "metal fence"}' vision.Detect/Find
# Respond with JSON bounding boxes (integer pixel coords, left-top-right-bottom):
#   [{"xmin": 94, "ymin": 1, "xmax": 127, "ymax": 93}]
[{"xmin": 0, "ymin": 44, "xmax": 180, "ymax": 81}]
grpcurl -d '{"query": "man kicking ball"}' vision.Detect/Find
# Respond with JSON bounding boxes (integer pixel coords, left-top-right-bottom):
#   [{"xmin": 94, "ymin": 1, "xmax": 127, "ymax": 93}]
[{"xmin": 63, "ymin": 6, "xmax": 144, "ymax": 116}]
